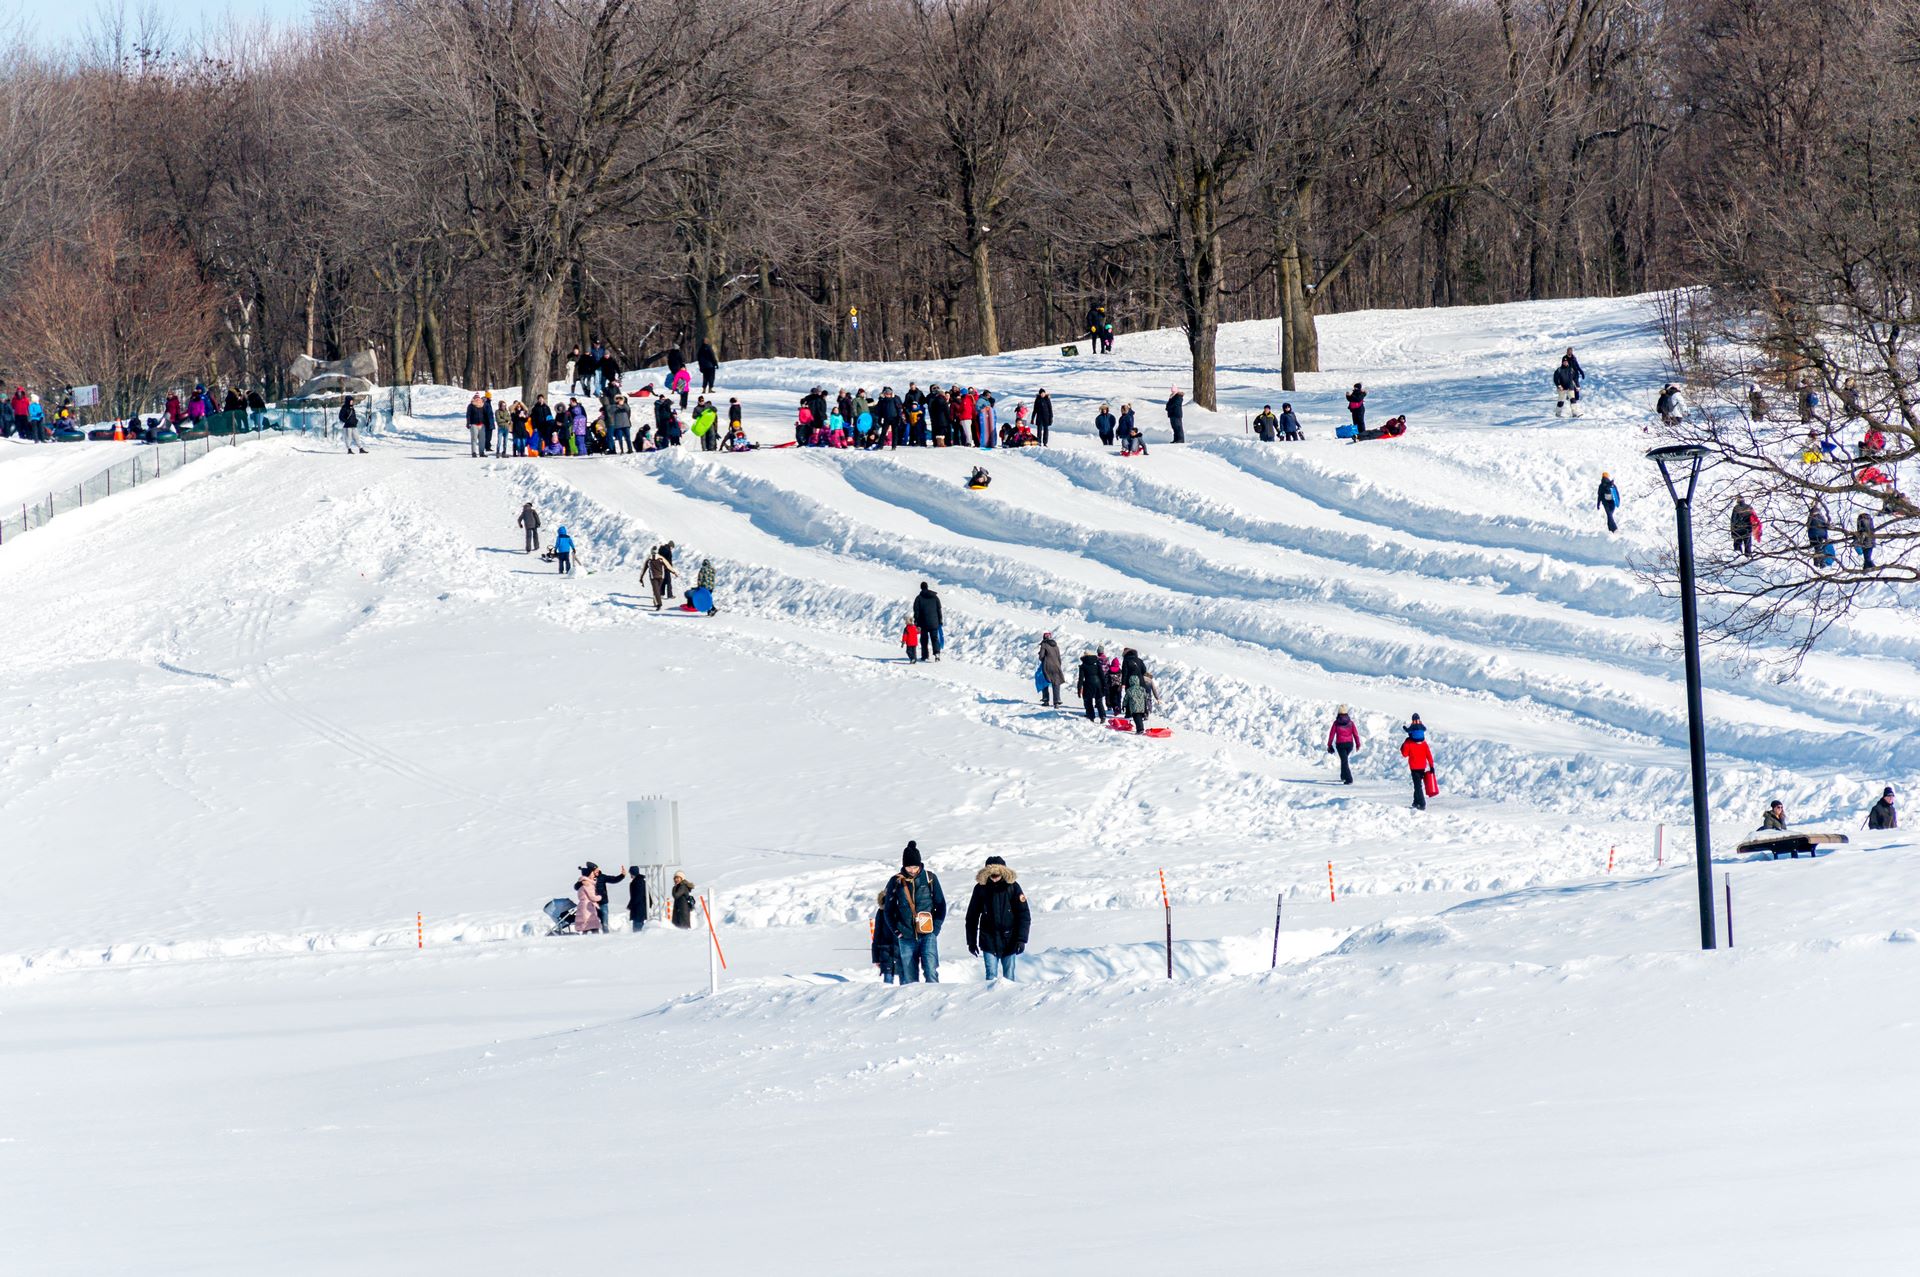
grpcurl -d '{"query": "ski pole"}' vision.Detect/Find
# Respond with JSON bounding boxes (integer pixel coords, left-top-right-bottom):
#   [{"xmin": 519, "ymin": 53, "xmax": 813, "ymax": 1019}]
[{"xmin": 1270, "ymin": 893, "xmax": 1283, "ymax": 969}]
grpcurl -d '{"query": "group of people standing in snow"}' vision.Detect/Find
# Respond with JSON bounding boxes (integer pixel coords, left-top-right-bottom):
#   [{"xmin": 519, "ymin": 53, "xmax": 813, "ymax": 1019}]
[
  {"xmin": 792, "ymin": 384, "xmax": 1058, "ymax": 450},
  {"xmin": 871, "ymin": 841, "xmax": 1031, "ymax": 984},
  {"xmin": 467, "ymin": 384, "xmax": 747, "ymax": 458},
  {"xmin": 562, "ymin": 862, "xmax": 696, "ymax": 934}
]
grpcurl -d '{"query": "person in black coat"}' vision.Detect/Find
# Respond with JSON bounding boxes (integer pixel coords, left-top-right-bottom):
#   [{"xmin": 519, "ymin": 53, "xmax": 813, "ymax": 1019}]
[
  {"xmin": 965, "ymin": 855, "xmax": 1031, "ymax": 981},
  {"xmin": 876, "ymin": 387, "xmax": 903, "ymax": 448},
  {"xmin": 1074, "ymin": 650, "xmax": 1106, "ymax": 722},
  {"xmin": 627, "ymin": 871, "xmax": 650, "ymax": 932},
  {"xmin": 1165, "ymin": 390, "xmax": 1185, "ymax": 444},
  {"xmin": 927, "ymin": 385, "xmax": 949, "ymax": 446},
  {"xmin": 871, "ymin": 888, "xmax": 900, "ymax": 982},
  {"xmin": 1033, "ymin": 389, "xmax": 1053, "ymax": 446},
  {"xmin": 670, "ymin": 873, "xmax": 695, "ymax": 928},
  {"xmin": 1253, "ymin": 406, "xmax": 1278, "ymax": 441},
  {"xmin": 696, "ymin": 341, "xmax": 719, "ymax": 393},
  {"xmin": 912, "ymin": 582, "xmax": 943, "ymax": 661},
  {"xmin": 1868, "ymin": 787, "xmax": 1897, "ymax": 830}
]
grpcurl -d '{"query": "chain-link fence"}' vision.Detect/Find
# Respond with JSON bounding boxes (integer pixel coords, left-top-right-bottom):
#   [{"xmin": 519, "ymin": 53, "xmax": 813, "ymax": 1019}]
[{"xmin": 0, "ymin": 429, "xmax": 277, "ymax": 546}]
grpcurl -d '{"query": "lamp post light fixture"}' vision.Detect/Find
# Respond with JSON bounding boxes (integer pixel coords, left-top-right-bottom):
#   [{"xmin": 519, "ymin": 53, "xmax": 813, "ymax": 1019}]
[{"xmin": 1647, "ymin": 443, "xmax": 1717, "ymax": 950}]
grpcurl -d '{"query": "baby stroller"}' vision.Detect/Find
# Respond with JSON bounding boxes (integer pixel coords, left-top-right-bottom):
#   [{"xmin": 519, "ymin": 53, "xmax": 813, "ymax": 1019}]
[{"xmin": 543, "ymin": 897, "xmax": 577, "ymax": 936}]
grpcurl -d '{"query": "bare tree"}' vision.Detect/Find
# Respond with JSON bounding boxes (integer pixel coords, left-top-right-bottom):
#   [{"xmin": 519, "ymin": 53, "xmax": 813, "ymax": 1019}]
[
  {"xmin": 1087, "ymin": 0, "xmax": 1337, "ymax": 408},
  {"xmin": 0, "ymin": 214, "xmax": 218, "ymax": 417}
]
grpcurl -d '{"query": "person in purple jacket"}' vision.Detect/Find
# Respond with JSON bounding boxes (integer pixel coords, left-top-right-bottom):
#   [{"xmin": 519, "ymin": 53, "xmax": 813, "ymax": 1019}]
[{"xmin": 1326, "ymin": 704, "xmax": 1362, "ymax": 785}]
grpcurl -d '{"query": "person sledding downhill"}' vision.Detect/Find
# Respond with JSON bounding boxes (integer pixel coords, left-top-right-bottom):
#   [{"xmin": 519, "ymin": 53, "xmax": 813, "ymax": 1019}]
[
  {"xmin": 682, "ymin": 558, "xmax": 718, "ymax": 614},
  {"xmin": 966, "ymin": 465, "xmax": 991, "ymax": 490},
  {"xmin": 1400, "ymin": 714, "xmax": 1437, "ymax": 810}
]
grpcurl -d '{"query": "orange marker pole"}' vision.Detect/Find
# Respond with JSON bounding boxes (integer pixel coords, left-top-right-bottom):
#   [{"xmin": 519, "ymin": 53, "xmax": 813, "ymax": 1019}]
[
  {"xmin": 1158, "ymin": 868, "xmax": 1173, "ymax": 979},
  {"xmin": 1607, "ymin": 846, "xmax": 1615, "ymax": 874},
  {"xmin": 416, "ymin": 912, "xmax": 423, "ymax": 949},
  {"xmin": 1327, "ymin": 861, "xmax": 1337, "ymax": 904},
  {"xmin": 700, "ymin": 895, "xmax": 728, "ymax": 969}
]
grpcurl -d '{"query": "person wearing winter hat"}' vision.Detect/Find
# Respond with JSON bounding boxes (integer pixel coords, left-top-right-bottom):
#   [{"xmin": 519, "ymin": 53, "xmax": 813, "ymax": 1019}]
[
  {"xmin": 1760, "ymin": 799, "xmax": 1787, "ymax": 831},
  {"xmin": 883, "ymin": 841, "xmax": 946, "ymax": 983},
  {"xmin": 1326, "ymin": 704, "xmax": 1362, "ymax": 785},
  {"xmin": 1400, "ymin": 714, "xmax": 1435, "ymax": 811},
  {"xmin": 965, "ymin": 855, "xmax": 1031, "ymax": 981},
  {"xmin": 1868, "ymin": 787, "xmax": 1897, "ymax": 830},
  {"xmin": 1036, "ymin": 632, "xmax": 1064, "ymax": 706}
]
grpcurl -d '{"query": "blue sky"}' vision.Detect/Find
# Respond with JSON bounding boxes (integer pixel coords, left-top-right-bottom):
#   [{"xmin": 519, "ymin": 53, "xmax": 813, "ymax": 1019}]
[{"xmin": 6, "ymin": 0, "xmax": 314, "ymax": 45}]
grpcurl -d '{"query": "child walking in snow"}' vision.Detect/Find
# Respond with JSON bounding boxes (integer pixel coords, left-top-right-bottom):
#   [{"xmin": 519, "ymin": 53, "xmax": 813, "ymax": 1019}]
[{"xmin": 901, "ymin": 620, "xmax": 921, "ymax": 663}]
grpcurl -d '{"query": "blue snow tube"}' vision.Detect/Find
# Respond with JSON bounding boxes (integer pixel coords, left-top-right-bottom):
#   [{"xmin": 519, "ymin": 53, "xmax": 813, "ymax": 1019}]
[{"xmin": 687, "ymin": 586, "xmax": 714, "ymax": 612}]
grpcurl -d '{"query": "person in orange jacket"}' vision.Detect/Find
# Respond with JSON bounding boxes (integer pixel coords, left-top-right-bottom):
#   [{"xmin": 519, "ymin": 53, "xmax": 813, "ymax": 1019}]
[
  {"xmin": 901, "ymin": 619, "xmax": 921, "ymax": 664},
  {"xmin": 1400, "ymin": 714, "xmax": 1435, "ymax": 810}
]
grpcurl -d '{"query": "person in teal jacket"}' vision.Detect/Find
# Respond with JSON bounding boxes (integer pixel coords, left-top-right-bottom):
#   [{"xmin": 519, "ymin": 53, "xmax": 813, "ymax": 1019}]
[{"xmin": 553, "ymin": 526, "xmax": 575, "ymax": 575}]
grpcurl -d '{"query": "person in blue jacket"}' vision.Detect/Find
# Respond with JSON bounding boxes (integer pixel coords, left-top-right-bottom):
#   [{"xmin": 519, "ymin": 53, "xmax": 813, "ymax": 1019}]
[
  {"xmin": 1094, "ymin": 403, "xmax": 1116, "ymax": 446},
  {"xmin": 883, "ymin": 842, "xmax": 946, "ymax": 983},
  {"xmin": 1279, "ymin": 403, "xmax": 1302, "ymax": 441},
  {"xmin": 553, "ymin": 525, "xmax": 575, "ymax": 574}
]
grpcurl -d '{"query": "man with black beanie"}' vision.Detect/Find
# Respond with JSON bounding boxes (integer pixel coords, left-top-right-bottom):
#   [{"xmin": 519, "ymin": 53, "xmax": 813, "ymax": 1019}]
[{"xmin": 883, "ymin": 841, "xmax": 946, "ymax": 983}]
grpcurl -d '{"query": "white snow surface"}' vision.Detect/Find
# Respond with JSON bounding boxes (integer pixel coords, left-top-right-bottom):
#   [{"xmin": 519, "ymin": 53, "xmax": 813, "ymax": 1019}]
[{"xmin": 3, "ymin": 294, "xmax": 1918, "ymax": 1273}]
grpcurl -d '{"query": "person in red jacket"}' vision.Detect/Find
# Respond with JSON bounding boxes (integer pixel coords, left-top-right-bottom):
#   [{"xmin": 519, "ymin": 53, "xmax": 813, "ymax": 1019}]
[{"xmin": 1399, "ymin": 714, "xmax": 1435, "ymax": 810}]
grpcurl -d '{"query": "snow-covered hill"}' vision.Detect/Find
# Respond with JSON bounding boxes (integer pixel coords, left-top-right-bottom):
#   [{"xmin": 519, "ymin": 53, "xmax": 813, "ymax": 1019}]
[{"xmin": 3, "ymin": 295, "xmax": 1916, "ymax": 1273}]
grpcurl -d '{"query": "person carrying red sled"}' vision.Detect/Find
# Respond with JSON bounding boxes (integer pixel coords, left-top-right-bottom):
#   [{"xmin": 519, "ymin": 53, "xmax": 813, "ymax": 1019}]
[{"xmin": 1400, "ymin": 714, "xmax": 1437, "ymax": 810}]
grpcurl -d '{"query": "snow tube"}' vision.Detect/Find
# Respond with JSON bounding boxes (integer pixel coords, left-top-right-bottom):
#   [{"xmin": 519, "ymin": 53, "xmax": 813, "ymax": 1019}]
[
  {"xmin": 1335, "ymin": 424, "xmax": 1358, "ymax": 439},
  {"xmin": 686, "ymin": 586, "xmax": 713, "ymax": 612},
  {"xmin": 52, "ymin": 429, "xmax": 87, "ymax": 442}
]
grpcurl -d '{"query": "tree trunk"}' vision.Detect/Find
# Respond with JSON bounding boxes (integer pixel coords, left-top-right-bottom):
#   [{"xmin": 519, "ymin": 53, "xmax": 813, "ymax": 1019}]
[
  {"xmin": 517, "ymin": 273, "xmax": 566, "ymax": 407},
  {"xmin": 1178, "ymin": 182, "xmax": 1223, "ymax": 410},
  {"xmin": 756, "ymin": 262, "xmax": 776, "ymax": 359},
  {"xmin": 968, "ymin": 232, "xmax": 999, "ymax": 356}
]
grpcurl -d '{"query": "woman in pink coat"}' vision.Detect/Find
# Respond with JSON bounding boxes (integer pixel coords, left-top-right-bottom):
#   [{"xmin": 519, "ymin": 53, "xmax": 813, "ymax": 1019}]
[{"xmin": 574, "ymin": 876, "xmax": 602, "ymax": 934}]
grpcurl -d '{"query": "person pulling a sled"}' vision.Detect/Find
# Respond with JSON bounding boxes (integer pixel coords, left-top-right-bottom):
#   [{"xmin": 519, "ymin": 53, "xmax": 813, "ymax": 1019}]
[{"xmin": 1400, "ymin": 714, "xmax": 1436, "ymax": 810}]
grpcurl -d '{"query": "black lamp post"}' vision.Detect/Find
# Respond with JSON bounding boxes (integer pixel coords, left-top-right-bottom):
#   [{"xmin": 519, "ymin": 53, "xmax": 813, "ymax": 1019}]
[{"xmin": 1648, "ymin": 443, "xmax": 1717, "ymax": 950}]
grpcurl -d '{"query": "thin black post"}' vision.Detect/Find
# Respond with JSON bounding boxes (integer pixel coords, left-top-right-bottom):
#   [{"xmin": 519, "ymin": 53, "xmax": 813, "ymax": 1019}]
[
  {"xmin": 1271, "ymin": 894, "xmax": 1283, "ymax": 969},
  {"xmin": 1650, "ymin": 444, "xmax": 1717, "ymax": 950},
  {"xmin": 1725, "ymin": 877, "xmax": 1733, "ymax": 948}
]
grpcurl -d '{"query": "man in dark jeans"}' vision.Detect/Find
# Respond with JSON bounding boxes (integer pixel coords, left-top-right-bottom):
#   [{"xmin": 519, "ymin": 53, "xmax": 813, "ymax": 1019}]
[
  {"xmin": 1165, "ymin": 389, "xmax": 1185, "ymax": 444},
  {"xmin": 912, "ymin": 581, "xmax": 943, "ymax": 662},
  {"xmin": 884, "ymin": 843, "xmax": 946, "ymax": 983},
  {"xmin": 626, "ymin": 870, "xmax": 650, "ymax": 932},
  {"xmin": 517, "ymin": 502, "xmax": 541, "ymax": 552}
]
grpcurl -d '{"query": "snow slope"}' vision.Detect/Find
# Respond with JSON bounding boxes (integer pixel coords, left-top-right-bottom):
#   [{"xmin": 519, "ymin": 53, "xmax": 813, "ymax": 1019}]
[{"xmin": 3, "ymin": 295, "xmax": 1916, "ymax": 1273}]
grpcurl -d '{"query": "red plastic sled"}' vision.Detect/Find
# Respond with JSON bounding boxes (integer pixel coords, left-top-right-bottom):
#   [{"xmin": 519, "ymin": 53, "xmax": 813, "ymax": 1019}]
[
  {"xmin": 1424, "ymin": 771, "xmax": 1440, "ymax": 798},
  {"xmin": 1106, "ymin": 717, "xmax": 1134, "ymax": 731},
  {"xmin": 1145, "ymin": 727, "xmax": 1173, "ymax": 738}
]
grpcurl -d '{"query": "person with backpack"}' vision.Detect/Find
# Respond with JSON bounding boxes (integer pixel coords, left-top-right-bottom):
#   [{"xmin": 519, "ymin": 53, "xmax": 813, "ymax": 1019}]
[
  {"xmin": 1165, "ymin": 389, "xmax": 1185, "ymax": 444},
  {"xmin": 1868, "ymin": 787, "xmax": 1897, "ymax": 830},
  {"xmin": 1326, "ymin": 705, "xmax": 1362, "ymax": 785},
  {"xmin": 670, "ymin": 873, "xmax": 696, "ymax": 928},
  {"xmin": 1033, "ymin": 389, "xmax": 1053, "ymax": 446},
  {"xmin": 912, "ymin": 582, "xmax": 943, "ymax": 661},
  {"xmin": 1730, "ymin": 497, "xmax": 1759, "ymax": 557},
  {"xmin": 517, "ymin": 501, "xmax": 541, "ymax": 553},
  {"xmin": 1253, "ymin": 405, "xmax": 1279, "ymax": 441},
  {"xmin": 688, "ymin": 558, "xmax": 717, "ymax": 614},
  {"xmin": 339, "ymin": 395, "xmax": 364, "ymax": 453},
  {"xmin": 1400, "ymin": 714, "xmax": 1435, "ymax": 810},
  {"xmin": 872, "ymin": 889, "xmax": 900, "ymax": 983},
  {"xmin": 553, "ymin": 525, "xmax": 576, "ymax": 575},
  {"xmin": 965, "ymin": 855, "xmax": 1031, "ymax": 981},
  {"xmin": 884, "ymin": 842, "xmax": 946, "ymax": 983},
  {"xmin": 1596, "ymin": 472, "xmax": 1621, "ymax": 533},
  {"xmin": 1036, "ymin": 632, "xmax": 1064, "ymax": 707}
]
